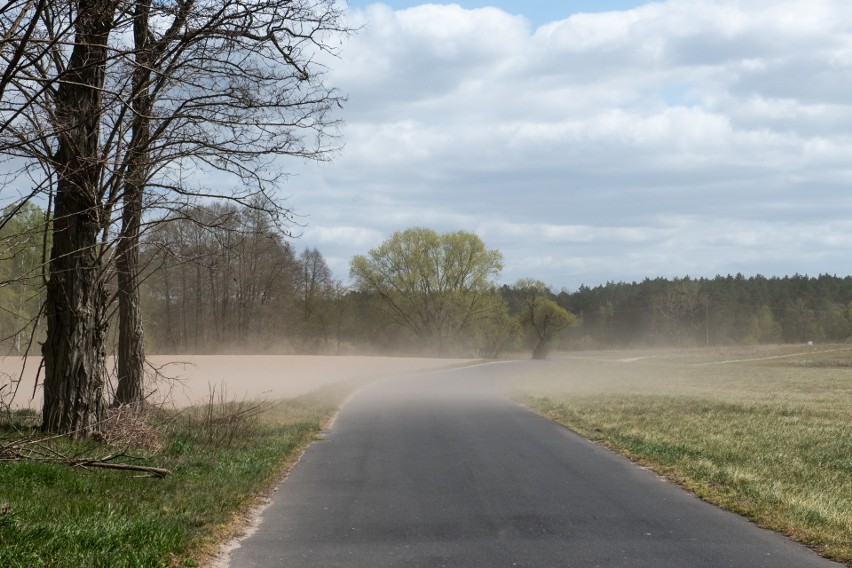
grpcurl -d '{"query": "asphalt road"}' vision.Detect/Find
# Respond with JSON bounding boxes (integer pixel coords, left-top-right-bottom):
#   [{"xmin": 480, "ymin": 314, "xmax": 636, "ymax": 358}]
[{"xmin": 228, "ymin": 361, "xmax": 843, "ymax": 568}]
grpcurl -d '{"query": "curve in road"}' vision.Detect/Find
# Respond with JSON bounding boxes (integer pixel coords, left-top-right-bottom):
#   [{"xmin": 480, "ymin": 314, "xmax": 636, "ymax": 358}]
[{"xmin": 227, "ymin": 361, "xmax": 843, "ymax": 568}]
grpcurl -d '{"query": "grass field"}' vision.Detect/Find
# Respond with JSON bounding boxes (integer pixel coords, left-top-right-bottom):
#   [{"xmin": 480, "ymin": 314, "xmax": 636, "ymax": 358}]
[
  {"xmin": 0, "ymin": 384, "xmax": 350, "ymax": 568},
  {"xmin": 510, "ymin": 344, "xmax": 852, "ymax": 566}
]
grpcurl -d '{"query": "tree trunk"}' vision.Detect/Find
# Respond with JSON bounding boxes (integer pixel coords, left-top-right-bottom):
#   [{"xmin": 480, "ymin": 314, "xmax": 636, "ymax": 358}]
[
  {"xmin": 115, "ymin": 190, "xmax": 144, "ymax": 406},
  {"xmin": 180, "ymin": 261, "xmax": 188, "ymax": 349},
  {"xmin": 114, "ymin": 0, "xmax": 152, "ymax": 408},
  {"xmin": 531, "ymin": 338, "xmax": 548, "ymax": 360},
  {"xmin": 163, "ymin": 262, "xmax": 175, "ymax": 347},
  {"xmin": 194, "ymin": 261, "xmax": 203, "ymax": 351},
  {"xmin": 42, "ymin": 0, "xmax": 118, "ymax": 437}
]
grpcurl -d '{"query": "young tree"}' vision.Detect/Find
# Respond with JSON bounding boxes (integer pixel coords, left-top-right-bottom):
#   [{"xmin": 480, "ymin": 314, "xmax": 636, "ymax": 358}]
[
  {"xmin": 744, "ymin": 305, "xmax": 782, "ymax": 345},
  {"xmin": 515, "ymin": 279, "xmax": 575, "ymax": 360}
]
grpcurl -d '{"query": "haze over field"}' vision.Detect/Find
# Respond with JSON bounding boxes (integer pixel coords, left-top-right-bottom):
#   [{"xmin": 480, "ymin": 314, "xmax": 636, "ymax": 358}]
[
  {"xmin": 0, "ymin": 356, "xmax": 469, "ymax": 410},
  {"xmin": 275, "ymin": 0, "xmax": 852, "ymax": 288}
]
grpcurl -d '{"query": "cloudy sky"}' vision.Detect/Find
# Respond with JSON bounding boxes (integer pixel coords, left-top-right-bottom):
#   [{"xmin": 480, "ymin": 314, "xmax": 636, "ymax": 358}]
[{"xmin": 288, "ymin": 0, "xmax": 852, "ymax": 289}]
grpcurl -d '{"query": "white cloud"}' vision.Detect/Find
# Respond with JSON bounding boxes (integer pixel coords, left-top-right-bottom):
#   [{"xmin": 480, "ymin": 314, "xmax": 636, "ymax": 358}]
[
  {"xmin": 478, "ymin": 221, "xmax": 670, "ymax": 244},
  {"xmin": 302, "ymin": 225, "xmax": 384, "ymax": 249},
  {"xmin": 288, "ymin": 0, "xmax": 852, "ymax": 287}
]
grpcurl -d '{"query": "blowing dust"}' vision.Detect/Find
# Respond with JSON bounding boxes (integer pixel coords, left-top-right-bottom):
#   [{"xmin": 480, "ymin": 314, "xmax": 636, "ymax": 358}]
[{"xmin": 0, "ymin": 355, "xmax": 470, "ymax": 410}]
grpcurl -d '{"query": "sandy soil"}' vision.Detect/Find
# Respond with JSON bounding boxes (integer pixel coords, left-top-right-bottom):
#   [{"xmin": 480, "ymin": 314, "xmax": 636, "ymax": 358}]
[{"xmin": 0, "ymin": 355, "xmax": 472, "ymax": 410}]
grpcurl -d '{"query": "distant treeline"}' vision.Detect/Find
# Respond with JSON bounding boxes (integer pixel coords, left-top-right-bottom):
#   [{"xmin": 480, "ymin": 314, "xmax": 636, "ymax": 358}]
[
  {"xmin": 3, "ymin": 203, "xmax": 852, "ymax": 356},
  {"xmin": 139, "ymin": 203, "xmax": 346, "ymax": 354},
  {"xmin": 544, "ymin": 275, "xmax": 852, "ymax": 348}
]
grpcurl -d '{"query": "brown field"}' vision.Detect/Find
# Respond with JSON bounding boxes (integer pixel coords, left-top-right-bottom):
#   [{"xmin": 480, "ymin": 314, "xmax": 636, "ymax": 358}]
[{"xmin": 0, "ymin": 354, "xmax": 474, "ymax": 410}]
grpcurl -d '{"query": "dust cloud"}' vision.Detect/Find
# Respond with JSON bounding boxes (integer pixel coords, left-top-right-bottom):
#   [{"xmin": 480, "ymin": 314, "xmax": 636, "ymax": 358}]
[{"xmin": 0, "ymin": 355, "xmax": 472, "ymax": 410}]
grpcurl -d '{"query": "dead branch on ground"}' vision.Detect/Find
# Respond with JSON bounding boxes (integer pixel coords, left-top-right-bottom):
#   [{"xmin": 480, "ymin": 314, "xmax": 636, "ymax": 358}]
[{"xmin": 0, "ymin": 436, "xmax": 171, "ymax": 478}]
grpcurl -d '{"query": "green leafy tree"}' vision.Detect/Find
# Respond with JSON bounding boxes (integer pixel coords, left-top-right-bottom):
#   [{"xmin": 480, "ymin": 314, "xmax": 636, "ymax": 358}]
[
  {"xmin": 744, "ymin": 305, "xmax": 782, "ymax": 344},
  {"xmin": 516, "ymin": 279, "xmax": 575, "ymax": 359},
  {"xmin": 350, "ymin": 227, "xmax": 505, "ymax": 353},
  {"xmin": 473, "ymin": 294, "xmax": 521, "ymax": 359},
  {"xmin": 0, "ymin": 203, "xmax": 47, "ymax": 355}
]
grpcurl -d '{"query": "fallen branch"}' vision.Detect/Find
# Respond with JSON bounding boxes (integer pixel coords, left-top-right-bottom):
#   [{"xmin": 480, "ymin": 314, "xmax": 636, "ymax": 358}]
[
  {"xmin": 0, "ymin": 440, "xmax": 171, "ymax": 477},
  {"xmin": 68, "ymin": 459, "xmax": 171, "ymax": 478}
]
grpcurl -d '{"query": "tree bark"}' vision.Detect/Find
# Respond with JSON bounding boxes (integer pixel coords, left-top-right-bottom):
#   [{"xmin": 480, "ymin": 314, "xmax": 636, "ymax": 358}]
[
  {"xmin": 115, "ymin": 191, "xmax": 145, "ymax": 406},
  {"xmin": 114, "ymin": 0, "xmax": 152, "ymax": 408},
  {"xmin": 42, "ymin": 0, "xmax": 118, "ymax": 437}
]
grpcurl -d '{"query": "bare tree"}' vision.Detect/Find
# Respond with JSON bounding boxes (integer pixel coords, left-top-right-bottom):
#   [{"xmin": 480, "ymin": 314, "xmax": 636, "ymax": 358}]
[
  {"xmin": 113, "ymin": 0, "xmax": 186, "ymax": 406},
  {"xmin": 39, "ymin": 0, "xmax": 121, "ymax": 437},
  {"xmin": 0, "ymin": 0, "xmax": 348, "ymax": 435},
  {"xmin": 140, "ymin": 204, "xmax": 300, "ymax": 353},
  {"xmin": 111, "ymin": 0, "xmax": 346, "ymax": 403},
  {"xmin": 297, "ymin": 247, "xmax": 332, "ymax": 348}
]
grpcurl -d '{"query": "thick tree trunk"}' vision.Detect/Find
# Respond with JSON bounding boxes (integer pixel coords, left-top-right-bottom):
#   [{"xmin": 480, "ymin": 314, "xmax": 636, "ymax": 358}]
[
  {"xmin": 42, "ymin": 0, "xmax": 117, "ymax": 436},
  {"xmin": 42, "ymin": 190, "xmax": 108, "ymax": 436}
]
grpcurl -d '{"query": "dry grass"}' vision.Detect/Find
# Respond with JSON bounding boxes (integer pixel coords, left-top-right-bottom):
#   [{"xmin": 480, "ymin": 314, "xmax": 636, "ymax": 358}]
[
  {"xmin": 101, "ymin": 406, "xmax": 165, "ymax": 452},
  {"xmin": 510, "ymin": 345, "xmax": 852, "ymax": 566}
]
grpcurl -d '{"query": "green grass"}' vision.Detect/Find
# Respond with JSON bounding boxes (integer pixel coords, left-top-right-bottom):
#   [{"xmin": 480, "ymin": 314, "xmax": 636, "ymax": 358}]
[
  {"xmin": 0, "ymin": 384, "xmax": 349, "ymax": 568},
  {"xmin": 511, "ymin": 345, "xmax": 852, "ymax": 565}
]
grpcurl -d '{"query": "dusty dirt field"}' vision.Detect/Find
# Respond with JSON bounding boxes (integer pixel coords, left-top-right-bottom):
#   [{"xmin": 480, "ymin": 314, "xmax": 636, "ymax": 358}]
[{"xmin": 1, "ymin": 355, "xmax": 472, "ymax": 410}]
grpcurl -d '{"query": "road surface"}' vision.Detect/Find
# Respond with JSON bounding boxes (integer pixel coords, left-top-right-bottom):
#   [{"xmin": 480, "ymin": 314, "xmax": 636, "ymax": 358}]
[{"xmin": 227, "ymin": 361, "xmax": 842, "ymax": 567}]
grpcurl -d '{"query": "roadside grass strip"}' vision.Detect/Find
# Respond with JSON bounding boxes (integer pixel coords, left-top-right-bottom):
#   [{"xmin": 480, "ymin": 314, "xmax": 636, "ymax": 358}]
[
  {"xmin": 0, "ymin": 385, "xmax": 346, "ymax": 568},
  {"xmin": 514, "ymin": 346, "xmax": 852, "ymax": 566}
]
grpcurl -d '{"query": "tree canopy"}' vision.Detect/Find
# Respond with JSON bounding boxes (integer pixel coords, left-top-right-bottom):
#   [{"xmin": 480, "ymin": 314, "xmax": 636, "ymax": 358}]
[
  {"xmin": 514, "ymin": 279, "xmax": 575, "ymax": 359},
  {"xmin": 350, "ymin": 227, "xmax": 504, "ymax": 352}
]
